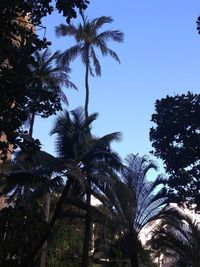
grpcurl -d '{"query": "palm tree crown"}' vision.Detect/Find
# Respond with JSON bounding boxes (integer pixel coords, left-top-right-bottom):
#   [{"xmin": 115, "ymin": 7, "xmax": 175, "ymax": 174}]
[
  {"xmin": 50, "ymin": 107, "xmax": 122, "ymax": 267},
  {"xmin": 108, "ymin": 154, "xmax": 167, "ymax": 267},
  {"xmin": 33, "ymin": 48, "xmax": 77, "ymax": 97},
  {"xmin": 27, "ymin": 48, "xmax": 77, "ymax": 136},
  {"xmin": 55, "ymin": 15, "xmax": 124, "ymax": 118}
]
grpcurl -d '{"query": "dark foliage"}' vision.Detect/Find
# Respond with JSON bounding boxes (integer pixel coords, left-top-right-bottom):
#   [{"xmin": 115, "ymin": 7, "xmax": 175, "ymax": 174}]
[
  {"xmin": 0, "ymin": 206, "xmax": 48, "ymax": 266},
  {"xmin": 0, "ymin": 0, "xmax": 89, "ymax": 160},
  {"xmin": 150, "ymin": 92, "xmax": 200, "ymax": 208},
  {"xmin": 149, "ymin": 207, "xmax": 200, "ymax": 267},
  {"xmin": 197, "ymin": 15, "xmax": 200, "ymax": 35}
]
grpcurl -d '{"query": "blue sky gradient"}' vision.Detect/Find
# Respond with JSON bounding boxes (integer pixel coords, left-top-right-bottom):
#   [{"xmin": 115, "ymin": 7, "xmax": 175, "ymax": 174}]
[{"xmin": 34, "ymin": 0, "xmax": 200, "ymax": 172}]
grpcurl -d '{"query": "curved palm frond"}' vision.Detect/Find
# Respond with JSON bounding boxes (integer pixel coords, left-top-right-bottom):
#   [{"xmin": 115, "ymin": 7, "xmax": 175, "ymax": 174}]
[
  {"xmin": 90, "ymin": 46, "xmax": 101, "ymax": 76},
  {"xmin": 91, "ymin": 16, "xmax": 113, "ymax": 30},
  {"xmin": 34, "ymin": 48, "xmax": 76, "ymax": 93},
  {"xmin": 0, "ymin": 167, "xmax": 63, "ymax": 204},
  {"xmin": 96, "ymin": 30, "xmax": 124, "ymax": 43},
  {"xmin": 104, "ymin": 154, "xmax": 167, "ymax": 267},
  {"xmin": 55, "ymin": 23, "xmax": 77, "ymax": 37},
  {"xmin": 79, "ymin": 132, "xmax": 122, "ymax": 171},
  {"xmin": 25, "ymin": 48, "xmax": 77, "ymax": 135},
  {"xmin": 50, "ymin": 108, "xmax": 97, "ymax": 159},
  {"xmin": 104, "ymin": 47, "xmax": 121, "ymax": 63},
  {"xmin": 57, "ymin": 44, "xmax": 83, "ymax": 66},
  {"xmin": 148, "ymin": 207, "xmax": 200, "ymax": 266}
]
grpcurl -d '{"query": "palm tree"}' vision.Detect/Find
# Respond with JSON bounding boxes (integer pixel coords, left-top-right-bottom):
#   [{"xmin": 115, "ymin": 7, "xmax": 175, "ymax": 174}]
[
  {"xmin": 55, "ymin": 15, "xmax": 124, "ymax": 118},
  {"xmin": 50, "ymin": 107, "xmax": 122, "ymax": 267},
  {"xmin": 7, "ymin": 108, "xmax": 121, "ymax": 267},
  {"xmin": 0, "ymin": 151, "xmax": 64, "ymax": 267},
  {"xmin": 149, "ymin": 207, "xmax": 200, "ymax": 267},
  {"xmin": 107, "ymin": 154, "xmax": 167, "ymax": 267},
  {"xmin": 0, "ymin": 150, "xmax": 63, "ymax": 205},
  {"xmin": 28, "ymin": 48, "xmax": 77, "ymax": 137}
]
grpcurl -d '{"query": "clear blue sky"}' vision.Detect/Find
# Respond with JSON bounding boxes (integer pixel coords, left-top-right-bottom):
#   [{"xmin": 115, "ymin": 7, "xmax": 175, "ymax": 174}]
[{"xmin": 34, "ymin": 0, "xmax": 200, "ymax": 172}]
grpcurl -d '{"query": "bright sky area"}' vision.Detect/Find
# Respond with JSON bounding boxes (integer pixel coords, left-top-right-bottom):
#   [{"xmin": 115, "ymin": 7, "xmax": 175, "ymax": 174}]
[{"xmin": 34, "ymin": 0, "xmax": 200, "ymax": 174}]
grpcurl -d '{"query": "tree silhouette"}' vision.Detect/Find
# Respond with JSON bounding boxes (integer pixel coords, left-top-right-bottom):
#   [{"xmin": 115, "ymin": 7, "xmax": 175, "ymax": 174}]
[{"xmin": 55, "ymin": 15, "xmax": 123, "ymax": 118}]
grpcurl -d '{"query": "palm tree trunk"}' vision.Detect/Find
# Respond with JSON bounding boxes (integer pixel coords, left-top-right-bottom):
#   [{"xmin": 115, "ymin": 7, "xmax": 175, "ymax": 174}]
[
  {"xmin": 22, "ymin": 179, "xmax": 72, "ymax": 267},
  {"xmin": 129, "ymin": 229, "xmax": 139, "ymax": 267},
  {"xmin": 29, "ymin": 113, "xmax": 35, "ymax": 137},
  {"xmin": 130, "ymin": 252, "xmax": 139, "ymax": 267},
  {"xmin": 40, "ymin": 192, "xmax": 51, "ymax": 267},
  {"xmin": 84, "ymin": 46, "xmax": 90, "ymax": 119},
  {"xmin": 82, "ymin": 179, "xmax": 91, "ymax": 267}
]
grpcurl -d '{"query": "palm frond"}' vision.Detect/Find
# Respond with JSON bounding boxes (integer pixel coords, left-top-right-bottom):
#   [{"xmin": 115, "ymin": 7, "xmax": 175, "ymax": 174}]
[
  {"xmin": 92, "ymin": 16, "xmax": 113, "ymax": 30},
  {"xmin": 50, "ymin": 108, "xmax": 97, "ymax": 159},
  {"xmin": 79, "ymin": 133, "xmax": 122, "ymax": 171},
  {"xmin": 29, "ymin": 175, "xmax": 63, "ymax": 202},
  {"xmin": 55, "ymin": 24, "xmax": 77, "ymax": 38},
  {"xmin": 148, "ymin": 206, "xmax": 200, "ymax": 267},
  {"xmin": 90, "ymin": 46, "xmax": 101, "ymax": 76},
  {"xmin": 66, "ymin": 166, "xmax": 86, "ymax": 192},
  {"xmin": 56, "ymin": 44, "xmax": 83, "ymax": 66},
  {"xmin": 98, "ymin": 132, "xmax": 122, "ymax": 146},
  {"xmin": 96, "ymin": 30, "xmax": 124, "ymax": 43}
]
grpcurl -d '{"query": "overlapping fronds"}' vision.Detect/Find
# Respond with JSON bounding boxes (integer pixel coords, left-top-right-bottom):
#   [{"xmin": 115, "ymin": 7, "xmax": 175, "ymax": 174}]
[
  {"xmin": 55, "ymin": 15, "xmax": 124, "ymax": 76},
  {"xmin": 148, "ymin": 207, "xmax": 200, "ymax": 266},
  {"xmin": 120, "ymin": 154, "xmax": 167, "ymax": 233}
]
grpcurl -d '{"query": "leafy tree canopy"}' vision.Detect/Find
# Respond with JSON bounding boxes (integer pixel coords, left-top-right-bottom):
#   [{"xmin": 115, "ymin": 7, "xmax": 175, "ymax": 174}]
[
  {"xmin": 0, "ymin": 0, "xmax": 89, "ymax": 160},
  {"xmin": 150, "ymin": 92, "xmax": 200, "ymax": 207}
]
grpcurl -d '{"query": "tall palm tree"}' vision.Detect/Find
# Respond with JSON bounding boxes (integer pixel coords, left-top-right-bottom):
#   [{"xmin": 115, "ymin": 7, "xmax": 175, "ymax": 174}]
[
  {"xmin": 50, "ymin": 107, "xmax": 122, "ymax": 267},
  {"xmin": 55, "ymin": 15, "xmax": 124, "ymax": 118},
  {"xmin": 107, "ymin": 154, "xmax": 167, "ymax": 267},
  {"xmin": 15, "ymin": 108, "xmax": 121, "ymax": 267},
  {"xmin": 28, "ymin": 48, "xmax": 77, "ymax": 137}
]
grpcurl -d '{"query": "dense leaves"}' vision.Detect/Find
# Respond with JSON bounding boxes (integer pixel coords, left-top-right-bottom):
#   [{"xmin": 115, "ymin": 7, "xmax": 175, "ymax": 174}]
[
  {"xmin": 0, "ymin": 0, "xmax": 89, "ymax": 160},
  {"xmin": 0, "ymin": 206, "xmax": 48, "ymax": 266},
  {"xmin": 150, "ymin": 92, "xmax": 200, "ymax": 207},
  {"xmin": 2, "ymin": 2, "xmax": 200, "ymax": 267}
]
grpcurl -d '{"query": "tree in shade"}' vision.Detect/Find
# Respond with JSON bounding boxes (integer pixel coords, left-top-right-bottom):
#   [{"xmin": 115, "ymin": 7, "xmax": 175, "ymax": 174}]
[{"xmin": 50, "ymin": 107, "xmax": 122, "ymax": 267}]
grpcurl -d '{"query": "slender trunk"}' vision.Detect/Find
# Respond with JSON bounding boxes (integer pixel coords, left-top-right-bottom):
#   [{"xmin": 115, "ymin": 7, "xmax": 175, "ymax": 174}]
[
  {"xmin": 129, "ymin": 228, "xmax": 139, "ymax": 267},
  {"xmin": 21, "ymin": 180, "xmax": 72, "ymax": 267},
  {"xmin": 130, "ymin": 252, "xmax": 139, "ymax": 267},
  {"xmin": 104, "ymin": 225, "xmax": 107, "ymax": 247},
  {"xmin": 40, "ymin": 192, "xmax": 51, "ymax": 267},
  {"xmin": 84, "ymin": 46, "xmax": 90, "ymax": 119},
  {"xmin": 91, "ymin": 223, "xmax": 95, "ymax": 255},
  {"xmin": 82, "ymin": 179, "xmax": 91, "ymax": 267},
  {"xmin": 26, "ymin": 191, "xmax": 34, "ymax": 267},
  {"xmin": 29, "ymin": 113, "xmax": 35, "ymax": 137}
]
